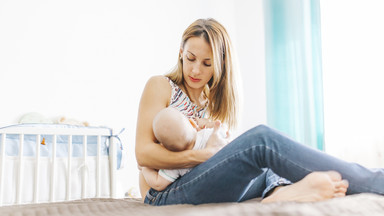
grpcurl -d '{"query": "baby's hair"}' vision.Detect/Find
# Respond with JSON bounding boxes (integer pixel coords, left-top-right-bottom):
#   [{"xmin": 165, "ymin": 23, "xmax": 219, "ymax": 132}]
[{"xmin": 153, "ymin": 107, "xmax": 191, "ymax": 152}]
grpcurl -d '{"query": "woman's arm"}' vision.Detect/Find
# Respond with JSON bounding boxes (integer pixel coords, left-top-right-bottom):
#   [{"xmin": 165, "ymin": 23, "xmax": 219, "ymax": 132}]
[{"xmin": 135, "ymin": 76, "xmax": 214, "ymax": 170}]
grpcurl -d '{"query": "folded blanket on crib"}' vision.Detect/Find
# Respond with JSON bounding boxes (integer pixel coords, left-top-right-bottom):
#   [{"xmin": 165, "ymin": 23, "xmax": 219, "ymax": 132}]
[{"xmin": 0, "ymin": 193, "xmax": 383, "ymax": 216}]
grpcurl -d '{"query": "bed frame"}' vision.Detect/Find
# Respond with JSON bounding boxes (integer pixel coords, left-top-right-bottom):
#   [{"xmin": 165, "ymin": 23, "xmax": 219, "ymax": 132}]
[{"xmin": 0, "ymin": 125, "xmax": 118, "ymax": 206}]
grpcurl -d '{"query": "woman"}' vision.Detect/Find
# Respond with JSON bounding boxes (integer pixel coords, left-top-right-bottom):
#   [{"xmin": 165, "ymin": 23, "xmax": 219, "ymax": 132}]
[{"xmin": 135, "ymin": 18, "xmax": 383, "ymax": 205}]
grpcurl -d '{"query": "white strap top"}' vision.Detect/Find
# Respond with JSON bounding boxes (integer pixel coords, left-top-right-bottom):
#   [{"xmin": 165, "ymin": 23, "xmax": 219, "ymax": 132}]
[{"xmin": 166, "ymin": 77, "xmax": 208, "ymax": 119}]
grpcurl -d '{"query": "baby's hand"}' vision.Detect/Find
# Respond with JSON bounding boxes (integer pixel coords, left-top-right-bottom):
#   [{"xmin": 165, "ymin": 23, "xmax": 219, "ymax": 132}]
[
  {"xmin": 196, "ymin": 118, "xmax": 217, "ymax": 130},
  {"xmin": 196, "ymin": 118, "xmax": 230, "ymax": 138},
  {"xmin": 205, "ymin": 121, "xmax": 229, "ymax": 155},
  {"xmin": 195, "ymin": 118, "xmax": 208, "ymax": 130}
]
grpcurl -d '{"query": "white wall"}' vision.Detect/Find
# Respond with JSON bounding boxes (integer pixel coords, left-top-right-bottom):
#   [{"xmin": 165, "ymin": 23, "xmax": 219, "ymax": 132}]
[
  {"xmin": 321, "ymin": 0, "xmax": 384, "ymax": 167},
  {"xmin": 0, "ymin": 0, "xmax": 266, "ymax": 197},
  {"xmin": 234, "ymin": 1, "xmax": 267, "ymax": 132}
]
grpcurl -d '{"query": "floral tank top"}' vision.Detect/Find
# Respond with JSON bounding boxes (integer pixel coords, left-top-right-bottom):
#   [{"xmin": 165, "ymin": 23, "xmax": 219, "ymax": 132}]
[{"xmin": 166, "ymin": 77, "xmax": 208, "ymax": 119}]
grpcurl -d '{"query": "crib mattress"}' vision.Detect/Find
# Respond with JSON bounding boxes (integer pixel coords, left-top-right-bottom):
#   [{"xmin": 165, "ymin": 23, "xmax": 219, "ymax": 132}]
[
  {"xmin": 0, "ymin": 124, "xmax": 124, "ymax": 166},
  {"xmin": 1, "ymin": 124, "xmax": 110, "ymax": 157}
]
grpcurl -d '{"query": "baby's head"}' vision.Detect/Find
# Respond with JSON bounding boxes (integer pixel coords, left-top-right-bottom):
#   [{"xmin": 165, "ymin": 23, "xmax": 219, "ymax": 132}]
[{"xmin": 153, "ymin": 107, "xmax": 197, "ymax": 151}]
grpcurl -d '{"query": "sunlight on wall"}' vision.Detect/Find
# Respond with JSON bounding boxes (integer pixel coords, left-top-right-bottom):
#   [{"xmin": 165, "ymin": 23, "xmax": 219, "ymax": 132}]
[{"xmin": 321, "ymin": 0, "xmax": 384, "ymax": 167}]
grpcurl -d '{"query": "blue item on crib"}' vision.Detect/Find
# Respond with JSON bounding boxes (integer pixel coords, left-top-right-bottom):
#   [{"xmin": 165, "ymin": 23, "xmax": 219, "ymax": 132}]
[{"xmin": 0, "ymin": 124, "xmax": 124, "ymax": 169}]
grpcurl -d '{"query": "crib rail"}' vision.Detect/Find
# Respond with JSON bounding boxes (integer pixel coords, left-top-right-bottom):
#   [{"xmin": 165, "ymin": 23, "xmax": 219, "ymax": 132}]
[{"xmin": 0, "ymin": 125, "xmax": 117, "ymax": 206}]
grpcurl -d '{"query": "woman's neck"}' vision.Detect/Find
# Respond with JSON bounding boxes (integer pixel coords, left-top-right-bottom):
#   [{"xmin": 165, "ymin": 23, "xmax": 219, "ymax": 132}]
[{"xmin": 182, "ymin": 84, "xmax": 206, "ymax": 107}]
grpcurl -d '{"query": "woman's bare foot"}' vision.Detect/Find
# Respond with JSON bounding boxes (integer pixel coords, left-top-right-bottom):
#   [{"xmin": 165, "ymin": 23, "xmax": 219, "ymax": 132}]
[{"xmin": 261, "ymin": 171, "xmax": 349, "ymax": 203}]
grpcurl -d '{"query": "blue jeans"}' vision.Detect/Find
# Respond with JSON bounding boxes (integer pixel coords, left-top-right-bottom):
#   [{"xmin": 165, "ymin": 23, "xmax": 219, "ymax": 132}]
[{"xmin": 144, "ymin": 125, "xmax": 384, "ymax": 205}]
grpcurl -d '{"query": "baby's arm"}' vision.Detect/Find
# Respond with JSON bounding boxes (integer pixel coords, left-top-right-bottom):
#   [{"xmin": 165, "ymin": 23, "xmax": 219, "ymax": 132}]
[
  {"xmin": 205, "ymin": 121, "xmax": 229, "ymax": 152},
  {"xmin": 141, "ymin": 167, "xmax": 172, "ymax": 191}
]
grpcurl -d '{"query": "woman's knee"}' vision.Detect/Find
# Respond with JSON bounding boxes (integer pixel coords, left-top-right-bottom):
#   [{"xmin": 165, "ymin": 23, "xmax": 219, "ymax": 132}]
[
  {"xmin": 228, "ymin": 124, "xmax": 279, "ymax": 150},
  {"xmin": 233, "ymin": 124, "xmax": 273, "ymax": 145},
  {"xmin": 254, "ymin": 124, "xmax": 271, "ymax": 131},
  {"xmin": 249, "ymin": 124, "xmax": 275, "ymax": 137}
]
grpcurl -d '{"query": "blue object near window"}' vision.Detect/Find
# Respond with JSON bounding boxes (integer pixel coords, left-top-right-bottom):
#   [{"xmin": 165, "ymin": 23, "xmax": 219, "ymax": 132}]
[{"xmin": 264, "ymin": 0, "xmax": 324, "ymax": 150}]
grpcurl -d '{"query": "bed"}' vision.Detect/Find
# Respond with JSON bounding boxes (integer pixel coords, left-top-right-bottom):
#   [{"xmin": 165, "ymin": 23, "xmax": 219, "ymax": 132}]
[
  {"xmin": 1, "ymin": 124, "xmax": 384, "ymax": 215},
  {"xmin": 0, "ymin": 193, "xmax": 383, "ymax": 215}
]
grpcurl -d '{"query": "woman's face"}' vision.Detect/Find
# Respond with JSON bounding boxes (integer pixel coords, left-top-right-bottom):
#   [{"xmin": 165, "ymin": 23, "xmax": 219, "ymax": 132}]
[{"xmin": 181, "ymin": 36, "xmax": 214, "ymax": 91}]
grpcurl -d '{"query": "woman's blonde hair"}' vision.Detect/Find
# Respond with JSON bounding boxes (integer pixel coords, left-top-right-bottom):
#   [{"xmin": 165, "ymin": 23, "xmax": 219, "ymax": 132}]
[{"xmin": 166, "ymin": 18, "xmax": 239, "ymax": 130}]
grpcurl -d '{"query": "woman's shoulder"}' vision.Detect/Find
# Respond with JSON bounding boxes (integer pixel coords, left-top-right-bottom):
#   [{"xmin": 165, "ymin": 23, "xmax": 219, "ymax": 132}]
[
  {"xmin": 142, "ymin": 75, "xmax": 172, "ymax": 105},
  {"xmin": 144, "ymin": 75, "xmax": 173, "ymax": 91},
  {"xmin": 146, "ymin": 75, "xmax": 170, "ymax": 86}
]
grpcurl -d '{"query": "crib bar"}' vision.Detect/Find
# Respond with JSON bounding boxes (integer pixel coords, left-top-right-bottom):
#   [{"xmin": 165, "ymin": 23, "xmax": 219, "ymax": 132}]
[
  {"xmin": 0, "ymin": 133, "xmax": 6, "ymax": 206},
  {"xmin": 50, "ymin": 135, "xmax": 57, "ymax": 202},
  {"xmin": 109, "ymin": 132, "xmax": 117, "ymax": 198},
  {"xmin": 96, "ymin": 135, "xmax": 101, "ymax": 198},
  {"xmin": 33, "ymin": 134, "xmax": 41, "ymax": 203},
  {"xmin": 16, "ymin": 134, "xmax": 24, "ymax": 204},
  {"xmin": 66, "ymin": 135, "xmax": 72, "ymax": 201},
  {"xmin": 81, "ymin": 135, "xmax": 87, "ymax": 199}
]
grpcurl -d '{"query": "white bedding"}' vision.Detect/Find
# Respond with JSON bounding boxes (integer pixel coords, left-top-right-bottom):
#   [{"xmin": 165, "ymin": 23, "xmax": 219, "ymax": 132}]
[{"xmin": 1, "ymin": 193, "xmax": 384, "ymax": 216}]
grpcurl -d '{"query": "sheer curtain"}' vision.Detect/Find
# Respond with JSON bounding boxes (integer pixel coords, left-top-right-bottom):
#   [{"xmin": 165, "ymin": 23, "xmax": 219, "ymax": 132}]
[
  {"xmin": 264, "ymin": 0, "xmax": 324, "ymax": 150},
  {"xmin": 321, "ymin": 0, "xmax": 384, "ymax": 167}
]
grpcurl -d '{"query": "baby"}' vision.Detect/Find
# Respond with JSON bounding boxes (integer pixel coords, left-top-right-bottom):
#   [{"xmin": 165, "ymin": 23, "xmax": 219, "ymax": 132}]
[{"xmin": 141, "ymin": 107, "xmax": 228, "ymax": 191}]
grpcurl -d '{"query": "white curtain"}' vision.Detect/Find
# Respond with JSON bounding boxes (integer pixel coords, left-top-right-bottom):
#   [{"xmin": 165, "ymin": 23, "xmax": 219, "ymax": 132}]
[
  {"xmin": 321, "ymin": 0, "xmax": 384, "ymax": 167},
  {"xmin": 264, "ymin": 0, "xmax": 324, "ymax": 150}
]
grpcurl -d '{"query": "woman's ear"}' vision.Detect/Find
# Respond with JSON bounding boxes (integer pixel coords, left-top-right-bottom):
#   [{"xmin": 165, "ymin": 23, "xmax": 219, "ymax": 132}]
[{"xmin": 179, "ymin": 49, "xmax": 183, "ymax": 60}]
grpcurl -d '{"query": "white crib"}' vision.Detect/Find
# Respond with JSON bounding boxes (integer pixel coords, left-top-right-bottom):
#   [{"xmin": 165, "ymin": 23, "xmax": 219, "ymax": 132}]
[{"xmin": 0, "ymin": 124, "xmax": 121, "ymax": 206}]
